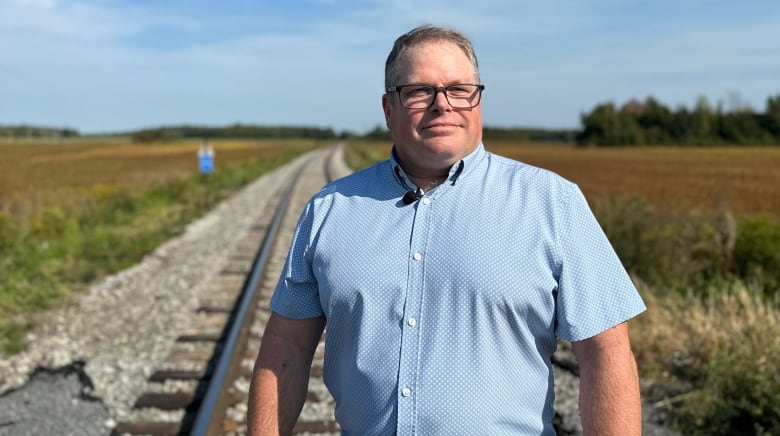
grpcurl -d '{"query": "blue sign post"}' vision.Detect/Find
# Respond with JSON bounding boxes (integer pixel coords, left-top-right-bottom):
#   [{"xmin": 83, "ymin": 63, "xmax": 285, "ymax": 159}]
[
  {"xmin": 198, "ymin": 142, "xmax": 215, "ymax": 174},
  {"xmin": 198, "ymin": 141, "xmax": 215, "ymax": 207}
]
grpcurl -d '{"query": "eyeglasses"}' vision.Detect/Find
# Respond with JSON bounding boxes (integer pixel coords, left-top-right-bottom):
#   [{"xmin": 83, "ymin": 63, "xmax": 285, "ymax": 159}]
[{"xmin": 386, "ymin": 83, "xmax": 485, "ymax": 109}]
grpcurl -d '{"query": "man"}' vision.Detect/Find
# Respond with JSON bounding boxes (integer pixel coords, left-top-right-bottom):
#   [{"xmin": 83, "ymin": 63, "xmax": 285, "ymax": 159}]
[{"xmin": 249, "ymin": 25, "xmax": 645, "ymax": 435}]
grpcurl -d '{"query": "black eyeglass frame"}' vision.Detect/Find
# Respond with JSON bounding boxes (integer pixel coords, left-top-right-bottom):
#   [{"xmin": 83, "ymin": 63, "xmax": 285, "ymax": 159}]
[{"xmin": 386, "ymin": 83, "xmax": 486, "ymax": 109}]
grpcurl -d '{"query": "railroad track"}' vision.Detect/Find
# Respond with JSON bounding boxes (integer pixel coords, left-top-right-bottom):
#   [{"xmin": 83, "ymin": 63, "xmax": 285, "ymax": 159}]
[
  {"xmin": 109, "ymin": 142, "xmax": 623, "ymax": 436},
  {"xmin": 113, "ymin": 144, "xmax": 348, "ymax": 436}
]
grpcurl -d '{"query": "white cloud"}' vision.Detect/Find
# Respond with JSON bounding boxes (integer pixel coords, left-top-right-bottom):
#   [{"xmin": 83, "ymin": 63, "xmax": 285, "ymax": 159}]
[
  {"xmin": 7, "ymin": 0, "xmax": 58, "ymax": 8},
  {"xmin": 0, "ymin": 0, "xmax": 778, "ymax": 132}
]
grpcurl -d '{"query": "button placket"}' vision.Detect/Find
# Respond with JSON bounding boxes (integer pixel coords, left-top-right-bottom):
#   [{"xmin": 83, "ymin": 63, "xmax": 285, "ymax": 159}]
[{"xmin": 397, "ymin": 185, "xmax": 433, "ymax": 435}]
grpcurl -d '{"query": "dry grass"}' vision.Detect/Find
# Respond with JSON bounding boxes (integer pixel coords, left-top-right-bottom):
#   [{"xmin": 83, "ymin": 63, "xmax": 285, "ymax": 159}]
[
  {"xmin": 352, "ymin": 140, "xmax": 780, "ymax": 216},
  {"xmin": 0, "ymin": 137, "xmax": 319, "ymax": 218},
  {"xmin": 632, "ymin": 281, "xmax": 779, "ymax": 373},
  {"xmin": 631, "ymin": 281, "xmax": 780, "ymax": 433},
  {"xmin": 349, "ymin": 140, "xmax": 780, "ymax": 432},
  {"xmin": 486, "ymin": 141, "xmax": 780, "ymax": 217},
  {"xmin": 1, "ymin": 137, "xmax": 320, "ymax": 353}
]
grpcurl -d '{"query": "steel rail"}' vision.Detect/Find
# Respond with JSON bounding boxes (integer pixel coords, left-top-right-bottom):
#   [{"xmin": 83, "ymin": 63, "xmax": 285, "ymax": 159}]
[{"xmin": 189, "ymin": 160, "xmax": 309, "ymax": 436}]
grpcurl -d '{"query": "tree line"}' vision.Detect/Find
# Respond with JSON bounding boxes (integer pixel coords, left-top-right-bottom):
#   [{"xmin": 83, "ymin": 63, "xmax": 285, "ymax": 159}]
[
  {"xmin": 0, "ymin": 125, "xmax": 79, "ymax": 139},
  {"xmin": 6, "ymin": 93, "xmax": 780, "ymax": 146},
  {"xmin": 130, "ymin": 124, "xmax": 341, "ymax": 142},
  {"xmin": 360, "ymin": 125, "xmax": 578, "ymax": 142},
  {"xmin": 578, "ymin": 94, "xmax": 780, "ymax": 146}
]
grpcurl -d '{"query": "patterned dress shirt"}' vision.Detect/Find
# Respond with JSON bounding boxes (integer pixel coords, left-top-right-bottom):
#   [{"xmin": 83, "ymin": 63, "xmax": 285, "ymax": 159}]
[{"xmin": 271, "ymin": 143, "xmax": 646, "ymax": 435}]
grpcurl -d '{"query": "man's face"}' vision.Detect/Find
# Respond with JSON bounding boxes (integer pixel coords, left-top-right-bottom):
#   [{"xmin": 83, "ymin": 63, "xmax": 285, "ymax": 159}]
[{"xmin": 382, "ymin": 41, "xmax": 483, "ymax": 173}]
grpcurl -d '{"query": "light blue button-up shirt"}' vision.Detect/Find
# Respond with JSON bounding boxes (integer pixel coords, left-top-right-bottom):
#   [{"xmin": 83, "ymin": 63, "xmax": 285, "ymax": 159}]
[{"xmin": 271, "ymin": 143, "xmax": 646, "ymax": 435}]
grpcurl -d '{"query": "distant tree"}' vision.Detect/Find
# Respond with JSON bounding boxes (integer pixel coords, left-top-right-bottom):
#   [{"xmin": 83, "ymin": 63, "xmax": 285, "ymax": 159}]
[
  {"xmin": 362, "ymin": 125, "xmax": 392, "ymax": 141},
  {"xmin": 525, "ymin": 128, "xmax": 577, "ymax": 142},
  {"xmin": 130, "ymin": 124, "xmax": 339, "ymax": 142},
  {"xmin": 637, "ymin": 97, "xmax": 673, "ymax": 144},
  {"xmin": 0, "ymin": 125, "xmax": 80, "ymax": 139},
  {"xmin": 716, "ymin": 108, "xmax": 767, "ymax": 145},
  {"xmin": 482, "ymin": 127, "xmax": 529, "ymax": 141},
  {"xmin": 131, "ymin": 128, "xmax": 179, "ymax": 143},
  {"xmin": 690, "ymin": 96, "xmax": 715, "ymax": 144},
  {"xmin": 762, "ymin": 95, "xmax": 780, "ymax": 140},
  {"xmin": 577, "ymin": 93, "xmax": 780, "ymax": 146},
  {"xmin": 579, "ymin": 102, "xmax": 645, "ymax": 146},
  {"xmin": 578, "ymin": 102, "xmax": 619, "ymax": 146}
]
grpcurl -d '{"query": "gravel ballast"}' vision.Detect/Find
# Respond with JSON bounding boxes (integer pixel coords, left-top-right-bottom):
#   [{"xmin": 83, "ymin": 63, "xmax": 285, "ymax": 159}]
[{"xmin": 0, "ymin": 146, "xmax": 676, "ymax": 435}]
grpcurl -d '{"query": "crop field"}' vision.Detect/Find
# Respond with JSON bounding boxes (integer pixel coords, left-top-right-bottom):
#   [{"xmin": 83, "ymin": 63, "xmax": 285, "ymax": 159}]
[
  {"xmin": 0, "ymin": 138, "xmax": 319, "ymax": 217},
  {"xmin": 2, "ymin": 137, "xmax": 778, "ymax": 432},
  {"xmin": 347, "ymin": 140, "xmax": 780, "ymax": 434},
  {"xmin": 353, "ymin": 140, "xmax": 780, "ymax": 217},
  {"xmin": 490, "ymin": 142, "xmax": 780, "ymax": 217},
  {"xmin": 9, "ymin": 138, "xmax": 774, "ymax": 218},
  {"xmin": 0, "ymin": 137, "xmax": 320, "ymax": 353}
]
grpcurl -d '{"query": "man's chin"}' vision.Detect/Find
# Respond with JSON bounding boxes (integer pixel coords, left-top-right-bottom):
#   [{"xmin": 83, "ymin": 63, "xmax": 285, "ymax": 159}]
[
  {"xmin": 414, "ymin": 141, "xmax": 463, "ymax": 162},
  {"xmin": 419, "ymin": 133, "xmax": 460, "ymax": 147}
]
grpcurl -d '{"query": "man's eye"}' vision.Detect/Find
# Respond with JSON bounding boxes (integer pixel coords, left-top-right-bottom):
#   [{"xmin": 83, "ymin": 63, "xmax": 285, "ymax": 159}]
[
  {"xmin": 404, "ymin": 87, "xmax": 433, "ymax": 97},
  {"xmin": 447, "ymin": 86, "xmax": 473, "ymax": 96}
]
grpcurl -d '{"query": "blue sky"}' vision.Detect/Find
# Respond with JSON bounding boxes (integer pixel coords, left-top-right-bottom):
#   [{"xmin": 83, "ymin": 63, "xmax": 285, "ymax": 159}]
[{"xmin": 1, "ymin": 0, "xmax": 778, "ymax": 134}]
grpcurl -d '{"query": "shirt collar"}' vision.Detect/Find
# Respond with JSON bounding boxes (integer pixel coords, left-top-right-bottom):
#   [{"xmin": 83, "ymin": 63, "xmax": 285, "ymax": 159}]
[{"xmin": 390, "ymin": 143, "xmax": 486, "ymax": 191}]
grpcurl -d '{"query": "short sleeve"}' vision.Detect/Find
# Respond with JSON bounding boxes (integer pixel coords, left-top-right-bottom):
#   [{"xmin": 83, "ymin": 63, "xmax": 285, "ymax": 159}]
[
  {"xmin": 270, "ymin": 198, "xmax": 325, "ymax": 319},
  {"xmin": 554, "ymin": 183, "xmax": 646, "ymax": 341}
]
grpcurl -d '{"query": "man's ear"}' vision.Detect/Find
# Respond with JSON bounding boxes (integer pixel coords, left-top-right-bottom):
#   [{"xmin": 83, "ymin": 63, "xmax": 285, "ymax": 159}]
[{"xmin": 382, "ymin": 94, "xmax": 392, "ymax": 128}]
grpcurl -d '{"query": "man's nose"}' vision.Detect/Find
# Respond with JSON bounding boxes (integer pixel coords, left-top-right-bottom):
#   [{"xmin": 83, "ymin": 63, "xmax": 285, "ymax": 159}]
[{"xmin": 429, "ymin": 89, "xmax": 452, "ymax": 111}]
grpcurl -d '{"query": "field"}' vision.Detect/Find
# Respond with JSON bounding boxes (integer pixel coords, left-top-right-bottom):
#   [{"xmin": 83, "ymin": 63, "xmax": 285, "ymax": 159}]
[
  {"xmin": 350, "ymin": 140, "xmax": 780, "ymax": 216},
  {"xmin": 2, "ymin": 138, "xmax": 779, "ymax": 433},
  {"xmin": 0, "ymin": 138, "xmax": 320, "ymax": 353},
  {"xmin": 10, "ymin": 139, "xmax": 777, "ymax": 218},
  {"xmin": 492, "ymin": 142, "xmax": 780, "ymax": 216},
  {"xmin": 346, "ymin": 140, "xmax": 780, "ymax": 435},
  {"xmin": 0, "ymin": 138, "xmax": 319, "ymax": 217}
]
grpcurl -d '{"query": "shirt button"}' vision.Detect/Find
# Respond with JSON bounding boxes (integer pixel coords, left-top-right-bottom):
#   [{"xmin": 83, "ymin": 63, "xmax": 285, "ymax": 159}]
[
  {"xmin": 412, "ymin": 252, "xmax": 422, "ymax": 261},
  {"xmin": 401, "ymin": 387, "xmax": 411, "ymax": 397},
  {"xmin": 407, "ymin": 318, "xmax": 417, "ymax": 327},
  {"xmin": 422, "ymin": 197, "xmax": 431, "ymax": 205}
]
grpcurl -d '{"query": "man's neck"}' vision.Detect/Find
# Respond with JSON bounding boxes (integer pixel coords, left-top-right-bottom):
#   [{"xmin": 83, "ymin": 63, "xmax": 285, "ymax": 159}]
[
  {"xmin": 405, "ymin": 171, "xmax": 448, "ymax": 191},
  {"xmin": 393, "ymin": 150, "xmax": 451, "ymax": 191}
]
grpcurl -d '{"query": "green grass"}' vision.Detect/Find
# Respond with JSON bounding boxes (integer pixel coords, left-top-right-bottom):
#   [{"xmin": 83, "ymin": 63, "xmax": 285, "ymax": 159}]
[{"xmin": 0, "ymin": 145, "xmax": 312, "ymax": 354}]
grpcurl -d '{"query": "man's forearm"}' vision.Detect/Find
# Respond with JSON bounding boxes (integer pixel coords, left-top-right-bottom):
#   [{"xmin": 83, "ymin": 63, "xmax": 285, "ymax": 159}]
[
  {"xmin": 247, "ymin": 314, "xmax": 325, "ymax": 436},
  {"xmin": 578, "ymin": 349, "xmax": 642, "ymax": 435},
  {"xmin": 247, "ymin": 334, "xmax": 313, "ymax": 435},
  {"xmin": 573, "ymin": 323, "xmax": 642, "ymax": 436}
]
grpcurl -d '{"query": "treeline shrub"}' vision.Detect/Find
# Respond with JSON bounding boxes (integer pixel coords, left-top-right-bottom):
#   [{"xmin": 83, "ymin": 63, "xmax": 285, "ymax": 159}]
[
  {"xmin": 734, "ymin": 216, "xmax": 780, "ymax": 297},
  {"xmin": 593, "ymin": 196, "xmax": 779, "ymax": 300},
  {"xmin": 593, "ymin": 197, "xmax": 726, "ymax": 291}
]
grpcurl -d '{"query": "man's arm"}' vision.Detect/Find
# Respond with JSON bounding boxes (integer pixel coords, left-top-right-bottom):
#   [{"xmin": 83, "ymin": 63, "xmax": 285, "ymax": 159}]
[
  {"xmin": 247, "ymin": 313, "xmax": 326, "ymax": 436},
  {"xmin": 570, "ymin": 322, "xmax": 642, "ymax": 436}
]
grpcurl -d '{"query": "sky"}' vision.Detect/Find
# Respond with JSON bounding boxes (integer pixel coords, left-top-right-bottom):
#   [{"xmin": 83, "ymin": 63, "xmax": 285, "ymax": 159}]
[{"xmin": 1, "ymin": 0, "xmax": 779, "ymax": 135}]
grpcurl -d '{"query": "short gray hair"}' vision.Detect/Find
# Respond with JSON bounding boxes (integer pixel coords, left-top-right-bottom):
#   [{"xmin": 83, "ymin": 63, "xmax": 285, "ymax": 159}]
[{"xmin": 384, "ymin": 25, "xmax": 480, "ymax": 90}]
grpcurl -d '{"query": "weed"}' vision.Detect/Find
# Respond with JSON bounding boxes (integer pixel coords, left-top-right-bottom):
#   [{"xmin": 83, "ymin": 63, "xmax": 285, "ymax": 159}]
[{"xmin": 0, "ymin": 139, "xmax": 316, "ymax": 353}]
